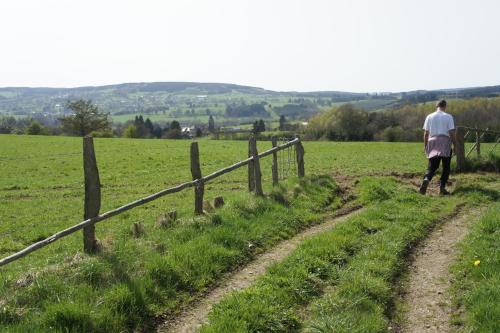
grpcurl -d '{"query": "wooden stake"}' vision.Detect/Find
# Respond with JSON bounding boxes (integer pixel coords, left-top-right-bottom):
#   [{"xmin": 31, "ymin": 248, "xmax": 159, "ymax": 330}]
[
  {"xmin": 83, "ymin": 136, "xmax": 100, "ymax": 253},
  {"xmin": 190, "ymin": 142, "xmax": 204, "ymax": 215},
  {"xmin": 271, "ymin": 137, "xmax": 279, "ymax": 186},
  {"xmin": 455, "ymin": 127, "xmax": 466, "ymax": 172},
  {"xmin": 249, "ymin": 136, "xmax": 263, "ymax": 196},
  {"xmin": 295, "ymin": 137, "xmax": 305, "ymax": 178},
  {"xmin": 0, "ymin": 138, "xmax": 300, "ymax": 267},
  {"xmin": 248, "ymin": 138, "xmax": 255, "ymax": 192},
  {"xmin": 476, "ymin": 128, "xmax": 481, "ymax": 157}
]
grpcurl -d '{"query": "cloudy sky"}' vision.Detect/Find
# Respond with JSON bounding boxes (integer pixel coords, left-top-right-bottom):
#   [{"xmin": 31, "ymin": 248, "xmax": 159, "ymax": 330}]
[{"xmin": 1, "ymin": 0, "xmax": 499, "ymax": 92}]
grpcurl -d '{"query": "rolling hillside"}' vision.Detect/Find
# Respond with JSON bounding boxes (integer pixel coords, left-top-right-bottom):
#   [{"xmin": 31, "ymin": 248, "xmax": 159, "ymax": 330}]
[{"xmin": 1, "ymin": 82, "xmax": 499, "ymax": 124}]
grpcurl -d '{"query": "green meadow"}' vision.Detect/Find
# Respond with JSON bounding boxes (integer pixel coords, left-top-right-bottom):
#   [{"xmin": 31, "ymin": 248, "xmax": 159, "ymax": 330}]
[{"xmin": 0, "ymin": 134, "xmax": 498, "ymax": 332}]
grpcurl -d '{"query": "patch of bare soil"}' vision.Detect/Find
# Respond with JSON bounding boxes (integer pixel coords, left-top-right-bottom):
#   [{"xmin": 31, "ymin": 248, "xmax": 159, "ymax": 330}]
[
  {"xmin": 156, "ymin": 206, "xmax": 363, "ymax": 333},
  {"xmin": 398, "ymin": 208, "xmax": 484, "ymax": 333},
  {"xmin": 390, "ymin": 173, "xmax": 457, "ymax": 197}
]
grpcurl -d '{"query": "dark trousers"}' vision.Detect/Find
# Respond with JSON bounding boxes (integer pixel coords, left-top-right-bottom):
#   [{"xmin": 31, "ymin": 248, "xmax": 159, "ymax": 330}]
[{"xmin": 424, "ymin": 155, "xmax": 451, "ymax": 187}]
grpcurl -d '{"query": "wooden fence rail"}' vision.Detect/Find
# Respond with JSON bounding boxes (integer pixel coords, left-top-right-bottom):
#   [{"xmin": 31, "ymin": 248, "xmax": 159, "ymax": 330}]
[{"xmin": 0, "ymin": 136, "xmax": 304, "ymax": 267}]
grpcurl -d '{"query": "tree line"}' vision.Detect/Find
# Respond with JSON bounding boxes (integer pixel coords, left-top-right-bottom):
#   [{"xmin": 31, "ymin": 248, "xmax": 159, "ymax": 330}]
[
  {"xmin": 305, "ymin": 97, "xmax": 500, "ymax": 142},
  {"xmin": 0, "ymin": 99, "xmax": 203, "ymax": 139},
  {"xmin": 4, "ymin": 97, "xmax": 498, "ymax": 142}
]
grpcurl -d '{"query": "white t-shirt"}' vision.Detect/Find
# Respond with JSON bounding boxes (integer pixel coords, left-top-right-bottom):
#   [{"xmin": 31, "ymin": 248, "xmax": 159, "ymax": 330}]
[{"xmin": 423, "ymin": 109, "xmax": 455, "ymax": 137}]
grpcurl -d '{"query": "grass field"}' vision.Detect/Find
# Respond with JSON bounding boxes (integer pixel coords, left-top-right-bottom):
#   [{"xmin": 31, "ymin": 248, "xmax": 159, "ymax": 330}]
[
  {"xmin": 0, "ymin": 135, "xmax": 434, "ymax": 263},
  {"xmin": 450, "ymin": 203, "xmax": 500, "ymax": 332},
  {"xmin": 200, "ymin": 177, "xmax": 457, "ymax": 332},
  {"xmin": 200, "ymin": 174, "xmax": 500, "ymax": 332},
  {"xmin": 0, "ymin": 134, "xmax": 498, "ymax": 332},
  {"xmin": 0, "ymin": 136, "xmax": 434, "ymax": 262}
]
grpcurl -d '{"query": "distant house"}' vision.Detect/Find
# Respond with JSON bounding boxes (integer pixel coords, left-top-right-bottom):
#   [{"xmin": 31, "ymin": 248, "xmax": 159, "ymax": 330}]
[{"xmin": 182, "ymin": 127, "xmax": 193, "ymax": 138}]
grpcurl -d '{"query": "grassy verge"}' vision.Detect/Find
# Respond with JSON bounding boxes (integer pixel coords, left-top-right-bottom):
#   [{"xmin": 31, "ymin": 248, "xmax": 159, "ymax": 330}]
[
  {"xmin": 200, "ymin": 177, "xmax": 459, "ymax": 332},
  {"xmin": 452, "ymin": 151, "xmax": 500, "ymax": 173},
  {"xmin": 450, "ymin": 203, "xmax": 500, "ymax": 332},
  {"xmin": 0, "ymin": 175, "xmax": 338, "ymax": 332}
]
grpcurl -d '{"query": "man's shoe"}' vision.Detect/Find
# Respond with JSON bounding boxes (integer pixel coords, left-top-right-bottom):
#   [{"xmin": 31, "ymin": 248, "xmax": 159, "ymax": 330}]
[
  {"xmin": 440, "ymin": 187, "xmax": 450, "ymax": 196},
  {"xmin": 419, "ymin": 179, "xmax": 429, "ymax": 195}
]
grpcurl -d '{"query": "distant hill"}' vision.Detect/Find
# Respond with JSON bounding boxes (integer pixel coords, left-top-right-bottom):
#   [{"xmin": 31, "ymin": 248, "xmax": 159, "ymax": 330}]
[
  {"xmin": 1, "ymin": 82, "xmax": 499, "ymax": 123},
  {"xmin": 0, "ymin": 81, "xmax": 372, "ymax": 100}
]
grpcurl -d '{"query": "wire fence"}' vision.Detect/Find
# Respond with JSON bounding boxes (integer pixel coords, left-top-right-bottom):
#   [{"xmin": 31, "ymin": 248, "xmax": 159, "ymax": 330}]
[{"xmin": 0, "ymin": 136, "xmax": 305, "ymax": 267}]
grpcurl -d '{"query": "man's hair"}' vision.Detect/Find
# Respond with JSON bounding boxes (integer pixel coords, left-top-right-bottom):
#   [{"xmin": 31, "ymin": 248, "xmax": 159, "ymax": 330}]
[{"xmin": 436, "ymin": 99, "xmax": 447, "ymax": 108}]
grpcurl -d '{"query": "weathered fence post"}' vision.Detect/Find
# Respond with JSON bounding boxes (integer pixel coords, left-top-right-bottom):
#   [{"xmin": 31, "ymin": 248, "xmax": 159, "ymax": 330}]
[
  {"xmin": 475, "ymin": 128, "xmax": 481, "ymax": 157},
  {"xmin": 83, "ymin": 136, "xmax": 101, "ymax": 253},
  {"xmin": 295, "ymin": 136, "xmax": 305, "ymax": 178},
  {"xmin": 249, "ymin": 136, "xmax": 264, "ymax": 196},
  {"xmin": 271, "ymin": 137, "xmax": 279, "ymax": 186},
  {"xmin": 455, "ymin": 127, "xmax": 466, "ymax": 172},
  {"xmin": 190, "ymin": 142, "xmax": 204, "ymax": 215},
  {"xmin": 248, "ymin": 138, "xmax": 255, "ymax": 192}
]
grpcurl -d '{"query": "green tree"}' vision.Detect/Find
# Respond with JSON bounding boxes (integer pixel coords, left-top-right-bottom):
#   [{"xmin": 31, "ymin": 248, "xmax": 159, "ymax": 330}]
[
  {"xmin": 165, "ymin": 120, "xmax": 182, "ymax": 139},
  {"xmin": 252, "ymin": 119, "xmax": 266, "ymax": 134},
  {"xmin": 208, "ymin": 115, "xmax": 215, "ymax": 133},
  {"xmin": 258, "ymin": 119, "xmax": 266, "ymax": 132},
  {"xmin": 279, "ymin": 115, "xmax": 287, "ymax": 131},
  {"xmin": 144, "ymin": 118, "xmax": 154, "ymax": 137},
  {"xmin": 170, "ymin": 120, "xmax": 181, "ymax": 131},
  {"xmin": 0, "ymin": 116, "xmax": 17, "ymax": 134},
  {"xmin": 335, "ymin": 104, "xmax": 369, "ymax": 140},
  {"xmin": 27, "ymin": 120, "xmax": 43, "ymax": 135},
  {"xmin": 152, "ymin": 125, "xmax": 163, "ymax": 138},
  {"xmin": 59, "ymin": 99, "xmax": 110, "ymax": 136},
  {"xmin": 381, "ymin": 126, "xmax": 405, "ymax": 142},
  {"xmin": 305, "ymin": 104, "xmax": 369, "ymax": 140},
  {"xmin": 123, "ymin": 124, "xmax": 139, "ymax": 138},
  {"xmin": 134, "ymin": 115, "xmax": 146, "ymax": 138}
]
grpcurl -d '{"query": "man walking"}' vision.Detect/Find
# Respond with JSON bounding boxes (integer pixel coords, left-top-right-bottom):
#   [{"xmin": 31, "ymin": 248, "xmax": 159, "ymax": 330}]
[{"xmin": 419, "ymin": 100, "xmax": 456, "ymax": 195}]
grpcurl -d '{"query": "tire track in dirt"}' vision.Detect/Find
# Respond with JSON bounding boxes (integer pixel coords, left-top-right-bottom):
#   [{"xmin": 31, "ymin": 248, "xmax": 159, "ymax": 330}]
[
  {"xmin": 156, "ymin": 205, "xmax": 363, "ymax": 333},
  {"xmin": 399, "ymin": 207, "xmax": 484, "ymax": 333}
]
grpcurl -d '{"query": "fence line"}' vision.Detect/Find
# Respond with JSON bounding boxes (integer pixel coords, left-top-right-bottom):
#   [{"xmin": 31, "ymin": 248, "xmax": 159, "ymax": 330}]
[
  {"xmin": 0, "ymin": 136, "xmax": 304, "ymax": 267},
  {"xmin": 455, "ymin": 126, "xmax": 499, "ymax": 172}
]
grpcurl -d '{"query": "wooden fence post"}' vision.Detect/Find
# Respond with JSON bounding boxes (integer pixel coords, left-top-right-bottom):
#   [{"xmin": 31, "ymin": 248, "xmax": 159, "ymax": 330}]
[
  {"xmin": 455, "ymin": 127, "xmax": 466, "ymax": 172},
  {"xmin": 83, "ymin": 136, "xmax": 100, "ymax": 253},
  {"xmin": 190, "ymin": 142, "xmax": 204, "ymax": 215},
  {"xmin": 248, "ymin": 138, "xmax": 255, "ymax": 192},
  {"xmin": 476, "ymin": 128, "xmax": 481, "ymax": 157},
  {"xmin": 249, "ymin": 136, "xmax": 263, "ymax": 196},
  {"xmin": 271, "ymin": 137, "xmax": 279, "ymax": 186},
  {"xmin": 295, "ymin": 136, "xmax": 305, "ymax": 178}
]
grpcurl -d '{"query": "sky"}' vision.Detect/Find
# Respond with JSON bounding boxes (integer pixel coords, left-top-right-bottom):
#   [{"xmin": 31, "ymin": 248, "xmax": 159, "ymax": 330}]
[{"xmin": 0, "ymin": 0, "xmax": 499, "ymax": 92}]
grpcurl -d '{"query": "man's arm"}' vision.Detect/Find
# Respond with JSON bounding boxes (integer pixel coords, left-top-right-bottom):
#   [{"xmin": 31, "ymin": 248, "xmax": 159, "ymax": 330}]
[{"xmin": 424, "ymin": 130, "xmax": 429, "ymax": 149}]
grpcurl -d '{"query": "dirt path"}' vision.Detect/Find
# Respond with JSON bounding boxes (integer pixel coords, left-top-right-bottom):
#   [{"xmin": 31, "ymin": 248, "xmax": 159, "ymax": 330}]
[
  {"xmin": 157, "ymin": 206, "xmax": 363, "ymax": 333},
  {"xmin": 400, "ymin": 207, "xmax": 484, "ymax": 333}
]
